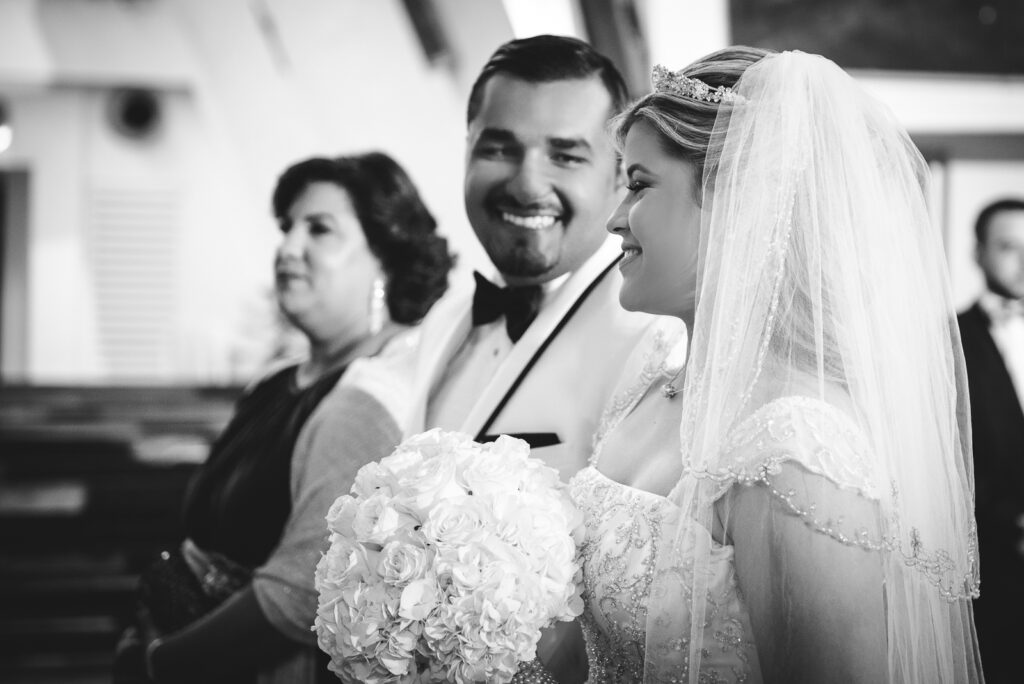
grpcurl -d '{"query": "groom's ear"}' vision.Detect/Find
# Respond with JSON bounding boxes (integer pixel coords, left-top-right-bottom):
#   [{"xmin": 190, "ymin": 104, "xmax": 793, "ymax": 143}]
[{"xmin": 613, "ymin": 154, "xmax": 626, "ymax": 190}]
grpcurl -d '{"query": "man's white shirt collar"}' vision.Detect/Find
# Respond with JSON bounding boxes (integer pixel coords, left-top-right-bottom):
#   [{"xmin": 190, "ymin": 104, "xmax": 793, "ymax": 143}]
[{"xmin": 979, "ymin": 290, "xmax": 1024, "ymax": 413}]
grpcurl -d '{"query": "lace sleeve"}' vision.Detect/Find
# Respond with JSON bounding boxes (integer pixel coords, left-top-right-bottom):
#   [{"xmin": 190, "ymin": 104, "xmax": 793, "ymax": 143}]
[
  {"xmin": 722, "ymin": 461, "xmax": 888, "ymax": 682},
  {"xmin": 718, "ymin": 395, "xmax": 879, "ymax": 500},
  {"xmin": 713, "ymin": 396, "xmax": 889, "ymax": 682}
]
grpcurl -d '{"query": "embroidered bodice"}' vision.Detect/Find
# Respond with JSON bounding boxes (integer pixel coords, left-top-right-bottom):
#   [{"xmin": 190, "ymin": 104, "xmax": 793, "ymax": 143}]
[
  {"xmin": 569, "ymin": 321, "xmax": 882, "ymax": 683},
  {"xmin": 570, "ymin": 466, "xmax": 757, "ymax": 683},
  {"xmin": 569, "ymin": 322, "xmax": 759, "ymax": 682}
]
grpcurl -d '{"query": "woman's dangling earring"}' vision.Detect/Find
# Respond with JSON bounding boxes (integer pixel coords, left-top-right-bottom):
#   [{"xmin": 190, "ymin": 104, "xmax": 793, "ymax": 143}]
[{"xmin": 368, "ymin": 276, "xmax": 387, "ymax": 335}]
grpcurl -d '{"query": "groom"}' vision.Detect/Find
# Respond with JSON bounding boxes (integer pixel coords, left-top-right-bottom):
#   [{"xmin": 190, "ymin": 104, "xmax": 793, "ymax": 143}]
[
  {"xmin": 297, "ymin": 34, "xmax": 656, "ymax": 678},
  {"xmin": 401, "ymin": 34, "xmax": 655, "ymax": 477},
  {"xmin": 316, "ymin": 34, "xmax": 655, "ymax": 478}
]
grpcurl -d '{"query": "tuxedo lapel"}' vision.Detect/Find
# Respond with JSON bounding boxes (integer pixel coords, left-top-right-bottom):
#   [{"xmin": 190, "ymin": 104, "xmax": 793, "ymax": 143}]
[
  {"xmin": 460, "ymin": 240, "xmax": 622, "ymax": 438},
  {"xmin": 961, "ymin": 303, "xmax": 1024, "ymax": 427}
]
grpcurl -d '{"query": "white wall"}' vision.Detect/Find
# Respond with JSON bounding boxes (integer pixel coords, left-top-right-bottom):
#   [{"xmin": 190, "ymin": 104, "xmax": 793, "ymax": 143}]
[
  {"xmin": 0, "ymin": 0, "xmax": 514, "ymax": 383},
  {"xmin": 640, "ymin": 0, "xmax": 729, "ymax": 70},
  {"xmin": 856, "ymin": 72, "xmax": 1024, "ymax": 309},
  {"xmin": 2, "ymin": 0, "xmax": 1022, "ymax": 381},
  {"xmin": 1, "ymin": 88, "xmax": 104, "ymax": 381}
]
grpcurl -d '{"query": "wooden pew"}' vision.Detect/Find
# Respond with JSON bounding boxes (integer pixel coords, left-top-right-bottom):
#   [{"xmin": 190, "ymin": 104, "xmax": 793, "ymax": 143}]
[{"xmin": 0, "ymin": 385, "xmax": 239, "ymax": 682}]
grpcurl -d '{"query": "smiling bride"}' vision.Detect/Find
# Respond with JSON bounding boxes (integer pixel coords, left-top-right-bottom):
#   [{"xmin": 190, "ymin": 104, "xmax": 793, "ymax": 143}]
[{"xmin": 568, "ymin": 46, "xmax": 983, "ymax": 683}]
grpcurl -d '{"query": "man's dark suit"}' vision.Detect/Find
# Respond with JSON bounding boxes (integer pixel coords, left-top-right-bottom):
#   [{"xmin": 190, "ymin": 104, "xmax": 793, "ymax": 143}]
[{"xmin": 959, "ymin": 302, "xmax": 1024, "ymax": 682}]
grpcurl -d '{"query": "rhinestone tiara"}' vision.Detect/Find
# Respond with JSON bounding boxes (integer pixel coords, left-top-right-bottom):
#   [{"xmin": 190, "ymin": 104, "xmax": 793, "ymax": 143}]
[{"xmin": 651, "ymin": 64, "xmax": 741, "ymax": 104}]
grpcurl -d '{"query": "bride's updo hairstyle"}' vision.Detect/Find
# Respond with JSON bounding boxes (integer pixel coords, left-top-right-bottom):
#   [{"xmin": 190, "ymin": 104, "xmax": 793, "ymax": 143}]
[
  {"xmin": 611, "ymin": 46, "xmax": 772, "ymax": 199},
  {"xmin": 616, "ymin": 46, "xmax": 854, "ymax": 386}
]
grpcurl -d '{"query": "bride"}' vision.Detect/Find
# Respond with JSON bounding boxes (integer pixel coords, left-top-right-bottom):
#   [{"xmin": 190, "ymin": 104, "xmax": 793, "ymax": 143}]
[{"xmin": 567, "ymin": 47, "xmax": 983, "ymax": 682}]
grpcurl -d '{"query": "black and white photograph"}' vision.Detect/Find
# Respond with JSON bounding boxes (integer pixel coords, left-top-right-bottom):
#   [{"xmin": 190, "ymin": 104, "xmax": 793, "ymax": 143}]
[{"xmin": 0, "ymin": 1, "xmax": 1021, "ymax": 682}]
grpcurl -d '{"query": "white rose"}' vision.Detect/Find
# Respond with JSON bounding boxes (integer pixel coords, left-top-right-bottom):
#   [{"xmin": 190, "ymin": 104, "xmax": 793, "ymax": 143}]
[
  {"xmin": 421, "ymin": 499, "xmax": 490, "ymax": 548},
  {"xmin": 497, "ymin": 492, "xmax": 574, "ymax": 554},
  {"xmin": 483, "ymin": 434, "xmax": 531, "ymax": 463},
  {"xmin": 378, "ymin": 446, "xmax": 425, "ymax": 481},
  {"xmin": 460, "ymin": 450, "xmax": 526, "ymax": 497},
  {"xmin": 357, "ymin": 495, "xmax": 422, "ymax": 548},
  {"xmin": 377, "ymin": 541, "xmax": 431, "ymax": 586},
  {"xmin": 517, "ymin": 459, "xmax": 562, "ymax": 494},
  {"xmin": 398, "ymin": 428, "xmax": 474, "ymax": 463},
  {"xmin": 351, "ymin": 461, "xmax": 396, "ymax": 499},
  {"xmin": 374, "ymin": 504, "xmax": 422, "ymax": 546},
  {"xmin": 317, "ymin": 534, "xmax": 373, "ymax": 587},
  {"xmin": 325, "ymin": 495, "xmax": 358, "ymax": 535},
  {"xmin": 350, "ymin": 492, "xmax": 389, "ymax": 544},
  {"xmin": 395, "ymin": 454, "xmax": 467, "ymax": 514}
]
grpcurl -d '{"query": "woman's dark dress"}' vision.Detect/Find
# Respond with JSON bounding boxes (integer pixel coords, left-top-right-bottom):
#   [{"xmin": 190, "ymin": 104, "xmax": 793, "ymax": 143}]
[{"xmin": 179, "ymin": 362, "xmax": 346, "ymax": 682}]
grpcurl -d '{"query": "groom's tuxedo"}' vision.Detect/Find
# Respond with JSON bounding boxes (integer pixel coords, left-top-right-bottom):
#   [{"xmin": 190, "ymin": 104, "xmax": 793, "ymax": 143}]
[
  {"xmin": 958, "ymin": 301, "xmax": 1024, "ymax": 681},
  {"xmin": 404, "ymin": 238, "xmax": 655, "ymax": 479},
  {"xmin": 301, "ymin": 237, "xmax": 655, "ymax": 482}
]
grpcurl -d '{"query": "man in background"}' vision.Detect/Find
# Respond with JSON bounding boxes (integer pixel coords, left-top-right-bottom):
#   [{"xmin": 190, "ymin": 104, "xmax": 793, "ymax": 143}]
[{"xmin": 959, "ymin": 198, "xmax": 1024, "ymax": 683}]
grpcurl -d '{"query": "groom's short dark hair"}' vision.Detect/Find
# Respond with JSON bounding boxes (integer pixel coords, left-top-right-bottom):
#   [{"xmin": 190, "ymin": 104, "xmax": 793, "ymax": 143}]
[{"xmin": 466, "ymin": 34, "xmax": 629, "ymax": 125}]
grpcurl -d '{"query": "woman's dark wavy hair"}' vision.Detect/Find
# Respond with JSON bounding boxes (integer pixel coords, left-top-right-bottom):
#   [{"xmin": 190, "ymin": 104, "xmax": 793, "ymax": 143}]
[{"xmin": 272, "ymin": 152, "xmax": 454, "ymax": 324}]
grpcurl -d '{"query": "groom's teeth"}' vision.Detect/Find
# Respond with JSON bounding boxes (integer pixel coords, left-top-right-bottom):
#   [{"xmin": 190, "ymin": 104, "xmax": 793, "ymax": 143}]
[
  {"xmin": 623, "ymin": 247, "xmax": 641, "ymax": 258},
  {"xmin": 502, "ymin": 213, "xmax": 557, "ymax": 230}
]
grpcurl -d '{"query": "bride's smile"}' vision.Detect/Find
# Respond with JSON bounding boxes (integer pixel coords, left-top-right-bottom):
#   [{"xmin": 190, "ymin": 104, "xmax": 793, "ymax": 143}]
[
  {"xmin": 619, "ymin": 243, "xmax": 641, "ymax": 264},
  {"xmin": 606, "ymin": 120, "xmax": 701, "ymax": 321}
]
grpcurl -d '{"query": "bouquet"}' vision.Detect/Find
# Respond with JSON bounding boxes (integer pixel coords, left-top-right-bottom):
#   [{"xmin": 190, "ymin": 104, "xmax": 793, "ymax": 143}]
[{"xmin": 314, "ymin": 428, "xmax": 585, "ymax": 684}]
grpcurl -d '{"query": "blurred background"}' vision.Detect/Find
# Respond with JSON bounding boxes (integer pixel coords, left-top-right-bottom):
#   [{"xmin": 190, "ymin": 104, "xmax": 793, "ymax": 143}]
[{"xmin": 0, "ymin": 0, "xmax": 1021, "ymax": 682}]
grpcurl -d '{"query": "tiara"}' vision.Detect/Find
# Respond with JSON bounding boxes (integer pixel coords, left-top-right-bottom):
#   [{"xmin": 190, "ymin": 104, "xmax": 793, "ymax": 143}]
[{"xmin": 651, "ymin": 64, "xmax": 741, "ymax": 104}]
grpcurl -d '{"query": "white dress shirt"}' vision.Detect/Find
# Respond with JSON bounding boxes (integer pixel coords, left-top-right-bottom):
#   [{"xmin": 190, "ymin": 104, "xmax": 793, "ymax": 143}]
[
  {"xmin": 426, "ymin": 272, "xmax": 570, "ymax": 432},
  {"xmin": 980, "ymin": 291, "xmax": 1024, "ymax": 413}
]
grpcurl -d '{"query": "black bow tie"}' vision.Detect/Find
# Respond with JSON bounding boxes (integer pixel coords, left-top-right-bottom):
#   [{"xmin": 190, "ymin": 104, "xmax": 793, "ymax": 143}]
[
  {"xmin": 989, "ymin": 298, "xmax": 1024, "ymax": 324},
  {"xmin": 471, "ymin": 271, "xmax": 543, "ymax": 342}
]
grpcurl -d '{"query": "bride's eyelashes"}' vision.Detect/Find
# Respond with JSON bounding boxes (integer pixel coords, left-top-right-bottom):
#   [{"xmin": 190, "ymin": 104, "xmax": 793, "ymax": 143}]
[{"xmin": 625, "ymin": 179, "xmax": 650, "ymax": 194}]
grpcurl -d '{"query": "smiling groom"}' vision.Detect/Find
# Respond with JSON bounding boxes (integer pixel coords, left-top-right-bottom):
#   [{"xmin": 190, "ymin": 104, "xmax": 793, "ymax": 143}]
[
  {"xmin": 294, "ymin": 34, "xmax": 657, "ymax": 683},
  {"xmin": 394, "ymin": 35, "xmax": 656, "ymax": 481}
]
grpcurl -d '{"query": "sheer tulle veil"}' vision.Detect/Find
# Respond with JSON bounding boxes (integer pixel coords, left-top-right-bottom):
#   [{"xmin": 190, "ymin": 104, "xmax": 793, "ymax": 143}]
[{"xmin": 642, "ymin": 51, "xmax": 983, "ymax": 682}]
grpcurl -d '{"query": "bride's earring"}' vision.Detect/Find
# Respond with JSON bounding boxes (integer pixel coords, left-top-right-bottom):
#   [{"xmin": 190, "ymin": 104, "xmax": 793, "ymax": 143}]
[{"xmin": 368, "ymin": 276, "xmax": 387, "ymax": 335}]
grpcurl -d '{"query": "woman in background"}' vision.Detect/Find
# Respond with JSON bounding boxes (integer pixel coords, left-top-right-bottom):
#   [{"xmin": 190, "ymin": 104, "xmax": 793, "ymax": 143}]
[{"xmin": 114, "ymin": 151, "xmax": 453, "ymax": 683}]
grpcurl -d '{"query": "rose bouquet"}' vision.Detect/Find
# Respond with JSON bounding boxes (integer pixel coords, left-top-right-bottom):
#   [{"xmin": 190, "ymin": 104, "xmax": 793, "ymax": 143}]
[{"xmin": 313, "ymin": 428, "xmax": 584, "ymax": 684}]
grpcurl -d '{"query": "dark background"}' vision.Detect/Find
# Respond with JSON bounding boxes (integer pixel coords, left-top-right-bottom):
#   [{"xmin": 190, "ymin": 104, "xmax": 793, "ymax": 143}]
[{"xmin": 731, "ymin": 0, "xmax": 1024, "ymax": 74}]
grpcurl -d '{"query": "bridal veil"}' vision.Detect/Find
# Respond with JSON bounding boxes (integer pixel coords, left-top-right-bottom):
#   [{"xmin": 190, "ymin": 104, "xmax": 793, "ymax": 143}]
[{"xmin": 643, "ymin": 51, "xmax": 983, "ymax": 682}]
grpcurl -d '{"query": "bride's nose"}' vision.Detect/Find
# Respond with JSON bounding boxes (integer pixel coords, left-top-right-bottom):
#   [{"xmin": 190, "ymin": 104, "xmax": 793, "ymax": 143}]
[{"xmin": 606, "ymin": 199, "xmax": 628, "ymax": 235}]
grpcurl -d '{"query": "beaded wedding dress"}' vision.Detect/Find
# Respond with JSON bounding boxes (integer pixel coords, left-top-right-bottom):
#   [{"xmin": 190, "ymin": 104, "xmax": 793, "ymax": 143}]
[
  {"xmin": 569, "ymin": 314, "xmax": 951, "ymax": 682},
  {"xmin": 569, "ymin": 322, "xmax": 763, "ymax": 683}
]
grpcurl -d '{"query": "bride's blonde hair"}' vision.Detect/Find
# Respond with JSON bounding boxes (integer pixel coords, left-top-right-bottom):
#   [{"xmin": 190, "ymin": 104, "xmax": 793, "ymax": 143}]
[
  {"xmin": 611, "ymin": 46, "xmax": 772, "ymax": 199},
  {"xmin": 614, "ymin": 46, "xmax": 849, "ymax": 385}
]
